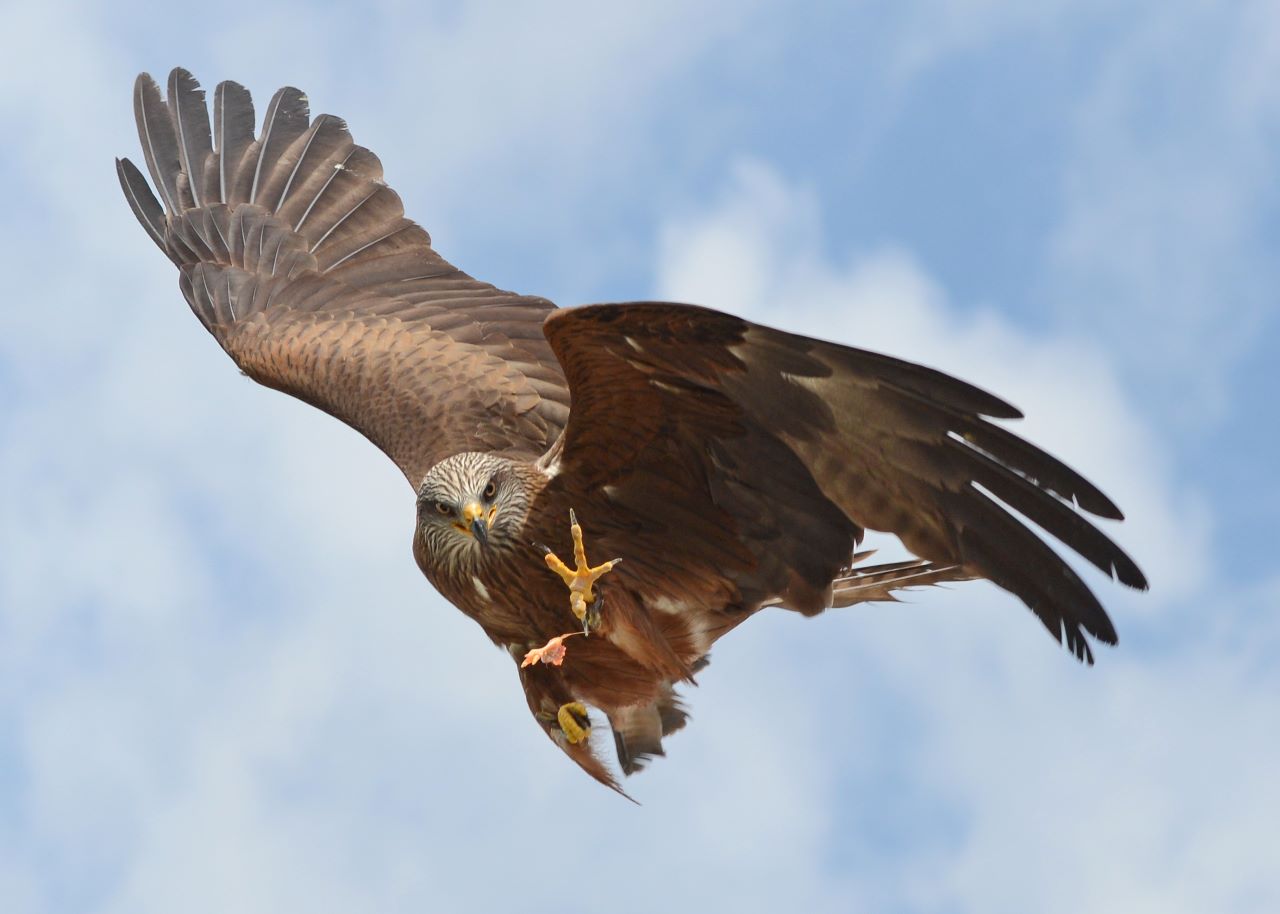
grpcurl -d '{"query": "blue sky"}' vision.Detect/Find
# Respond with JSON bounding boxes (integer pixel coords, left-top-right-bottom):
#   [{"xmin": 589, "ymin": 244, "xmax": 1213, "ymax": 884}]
[{"xmin": 1, "ymin": 1, "xmax": 1277, "ymax": 911}]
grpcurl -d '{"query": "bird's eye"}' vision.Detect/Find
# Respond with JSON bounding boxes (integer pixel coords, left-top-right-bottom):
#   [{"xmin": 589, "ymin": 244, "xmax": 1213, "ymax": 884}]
[
  {"xmin": 483, "ymin": 479, "xmax": 497, "ymax": 500},
  {"xmin": 435, "ymin": 500, "xmax": 452, "ymax": 516}
]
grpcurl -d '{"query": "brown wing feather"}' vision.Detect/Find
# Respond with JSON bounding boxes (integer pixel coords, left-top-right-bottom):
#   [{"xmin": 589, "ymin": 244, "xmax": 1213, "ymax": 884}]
[
  {"xmin": 118, "ymin": 69, "xmax": 569, "ymax": 483},
  {"xmin": 542, "ymin": 302, "xmax": 1148, "ymax": 664}
]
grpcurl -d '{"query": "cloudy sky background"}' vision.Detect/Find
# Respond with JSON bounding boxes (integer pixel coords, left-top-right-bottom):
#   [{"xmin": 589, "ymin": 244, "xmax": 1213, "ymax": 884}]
[{"xmin": 1, "ymin": 1, "xmax": 1277, "ymax": 911}]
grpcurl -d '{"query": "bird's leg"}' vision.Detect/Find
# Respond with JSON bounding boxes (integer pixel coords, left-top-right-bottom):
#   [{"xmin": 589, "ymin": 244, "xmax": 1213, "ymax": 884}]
[
  {"xmin": 584, "ymin": 591, "xmax": 604, "ymax": 635},
  {"xmin": 540, "ymin": 510, "xmax": 621, "ymax": 632},
  {"xmin": 556, "ymin": 701, "xmax": 591, "ymax": 745}
]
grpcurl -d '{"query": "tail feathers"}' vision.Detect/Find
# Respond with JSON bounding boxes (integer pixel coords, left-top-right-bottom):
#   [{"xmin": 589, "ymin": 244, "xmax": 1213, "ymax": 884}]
[
  {"xmin": 608, "ymin": 681, "xmax": 693, "ymax": 776},
  {"xmin": 608, "ymin": 704, "xmax": 665, "ymax": 776},
  {"xmin": 829, "ymin": 553, "xmax": 974, "ymax": 607}
]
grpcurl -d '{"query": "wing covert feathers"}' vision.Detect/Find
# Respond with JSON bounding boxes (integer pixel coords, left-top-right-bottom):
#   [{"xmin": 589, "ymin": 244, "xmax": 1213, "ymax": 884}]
[
  {"xmin": 118, "ymin": 69, "xmax": 569, "ymax": 482},
  {"xmin": 544, "ymin": 303, "xmax": 1147, "ymax": 664}
]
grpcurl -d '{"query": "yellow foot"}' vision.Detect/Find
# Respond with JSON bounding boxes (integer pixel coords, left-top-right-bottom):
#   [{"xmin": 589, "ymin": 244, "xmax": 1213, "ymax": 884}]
[
  {"xmin": 557, "ymin": 701, "xmax": 591, "ymax": 744},
  {"xmin": 541, "ymin": 510, "xmax": 621, "ymax": 630}
]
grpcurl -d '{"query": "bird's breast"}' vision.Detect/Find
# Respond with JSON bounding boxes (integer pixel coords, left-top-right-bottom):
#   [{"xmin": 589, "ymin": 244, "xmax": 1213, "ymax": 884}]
[{"xmin": 433, "ymin": 548, "xmax": 574, "ymax": 646}]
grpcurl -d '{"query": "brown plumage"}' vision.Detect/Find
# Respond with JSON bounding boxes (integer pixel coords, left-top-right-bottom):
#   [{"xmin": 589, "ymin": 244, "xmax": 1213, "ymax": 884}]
[{"xmin": 119, "ymin": 70, "xmax": 1147, "ymax": 795}]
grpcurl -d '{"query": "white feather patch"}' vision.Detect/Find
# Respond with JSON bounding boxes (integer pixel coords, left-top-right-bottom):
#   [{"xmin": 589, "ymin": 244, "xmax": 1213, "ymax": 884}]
[
  {"xmin": 539, "ymin": 453, "xmax": 561, "ymax": 479},
  {"xmin": 683, "ymin": 614, "xmax": 716, "ymax": 655},
  {"xmin": 649, "ymin": 379, "xmax": 685, "ymax": 395},
  {"xmin": 647, "ymin": 594, "xmax": 689, "ymax": 615}
]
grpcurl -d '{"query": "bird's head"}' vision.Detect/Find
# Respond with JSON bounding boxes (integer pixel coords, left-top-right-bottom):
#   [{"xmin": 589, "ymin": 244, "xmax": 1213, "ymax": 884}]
[{"xmin": 415, "ymin": 452, "xmax": 528, "ymax": 565}]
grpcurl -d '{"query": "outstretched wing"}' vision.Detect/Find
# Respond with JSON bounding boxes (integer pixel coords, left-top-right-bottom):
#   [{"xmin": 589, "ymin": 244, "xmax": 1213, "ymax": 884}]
[
  {"xmin": 118, "ymin": 69, "xmax": 570, "ymax": 484},
  {"xmin": 542, "ymin": 303, "xmax": 1147, "ymax": 664}
]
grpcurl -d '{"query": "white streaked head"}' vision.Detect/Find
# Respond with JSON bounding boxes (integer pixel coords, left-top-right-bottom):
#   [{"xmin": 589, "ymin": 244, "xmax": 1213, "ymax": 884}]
[{"xmin": 415, "ymin": 452, "xmax": 530, "ymax": 569}]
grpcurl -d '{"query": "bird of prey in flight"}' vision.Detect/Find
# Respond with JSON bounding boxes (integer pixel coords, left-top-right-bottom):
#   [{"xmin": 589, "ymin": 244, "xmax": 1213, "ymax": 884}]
[{"xmin": 118, "ymin": 69, "xmax": 1147, "ymax": 796}]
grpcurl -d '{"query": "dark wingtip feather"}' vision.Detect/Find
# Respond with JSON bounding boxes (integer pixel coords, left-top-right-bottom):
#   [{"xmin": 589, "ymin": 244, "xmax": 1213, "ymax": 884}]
[
  {"xmin": 133, "ymin": 72, "xmax": 183, "ymax": 214},
  {"xmin": 1114, "ymin": 556, "xmax": 1148, "ymax": 591},
  {"xmin": 1067, "ymin": 623, "xmax": 1097, "ymax": 665},
  {"xmin": 960, "ymin": 453, "xmax": 1148, "ymax": 592},
  {"xmin": 1070, "ymin": 482, "xmax": 1125, "ymax": 521},
  {"xmin": 859, "ymin": 350, "xmax": 1026, "ymax": 420},
  {"xmin": 965, "ymin": 386, "xmax": 1023, "ymax": 421},
  {"xmin": 166, "ymin": 68, "xmax": 213, "ymax": 209},
  {"xmin": 957, "ymin": 422, "xmax": 1127, "ymax": 521},
  {"xmin": 212, "ymin": 80, "xmax": 256, "ymax": 204},
  {"xmin": 133, "ymin": 71, "xmax": 157, "ymax": 103},
  {"xmin": 955, "ymin": 491, "xmax": 1119, "ymax": 663},
  {"xmin": 250, "ymin": 86, "xmax": 311, "ymax": 204},
  {"xmin": 116, "ymin": 157, "xmax": 166, "ymax": 250}
]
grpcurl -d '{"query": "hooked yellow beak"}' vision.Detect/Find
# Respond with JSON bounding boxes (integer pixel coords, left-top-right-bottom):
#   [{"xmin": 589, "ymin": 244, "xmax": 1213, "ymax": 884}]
[{"xmin": 462, "ymin": 501, "xmax": 489, "ymax": 545}]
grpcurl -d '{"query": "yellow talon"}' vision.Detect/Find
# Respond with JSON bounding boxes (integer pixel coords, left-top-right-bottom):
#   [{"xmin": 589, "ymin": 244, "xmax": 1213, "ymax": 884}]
[
  {"xmin": 542, "ymin": 510, "xmax": 621, "ymax": 626},
  {"xmin": 557, "ymin": 701, "xmax": 591, "ymax": 744}
]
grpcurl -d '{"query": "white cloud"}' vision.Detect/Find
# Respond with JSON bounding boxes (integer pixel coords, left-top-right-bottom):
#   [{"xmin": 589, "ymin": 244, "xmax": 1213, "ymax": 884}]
[
  {"xmin": 1044, "ymin": 0, "xmax": 1280, "ymax": 420},
  {"xmin": 888, "ymin": 0, "xmax": 1089, "ymax": 78}
]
